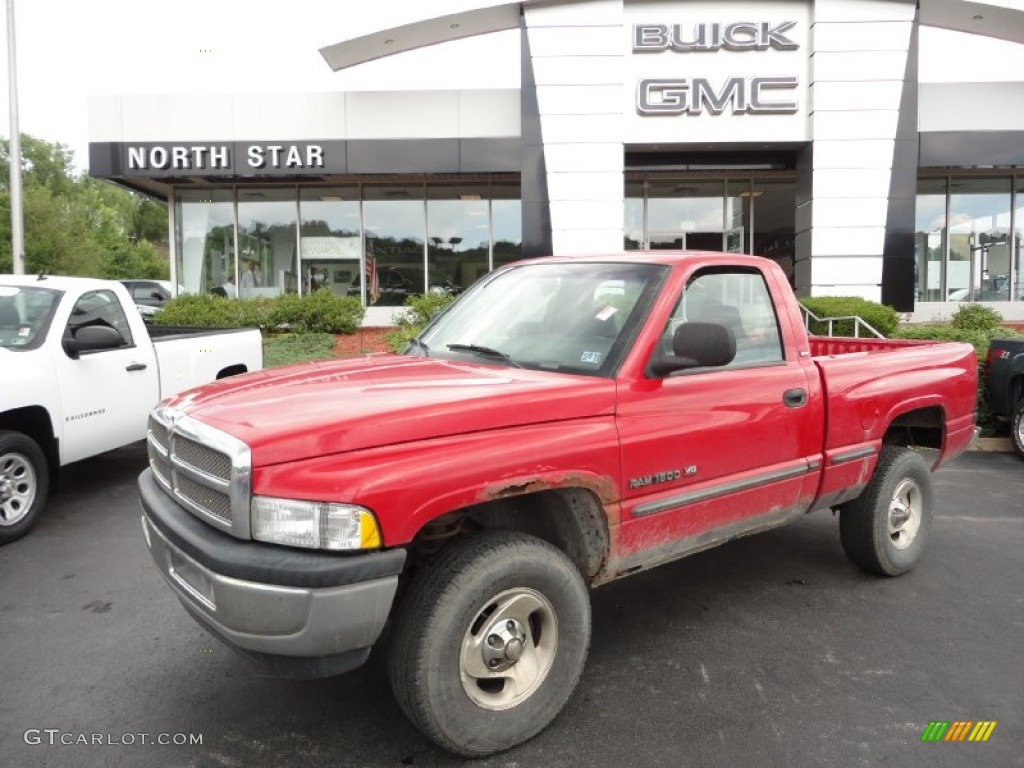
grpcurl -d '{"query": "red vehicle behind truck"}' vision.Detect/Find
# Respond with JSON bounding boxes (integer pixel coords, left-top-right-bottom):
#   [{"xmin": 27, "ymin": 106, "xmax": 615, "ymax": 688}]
[{"xmin": 138, "ymin": 253, "xmax": 977, "ymax": 756}]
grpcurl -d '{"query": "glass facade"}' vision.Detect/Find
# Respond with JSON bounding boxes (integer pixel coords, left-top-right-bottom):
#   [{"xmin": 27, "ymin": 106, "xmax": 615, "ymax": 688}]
[
  {"xmin": 622, "ymin": 176, "xmax": 796, "ymax": 280},
  {"xmin": 916, "ymin": 175, "xmax": 1021, "ymax": 302},
  {"xmin": 173, "ymin": 181, "xmax": 522, "ymax": 305}
]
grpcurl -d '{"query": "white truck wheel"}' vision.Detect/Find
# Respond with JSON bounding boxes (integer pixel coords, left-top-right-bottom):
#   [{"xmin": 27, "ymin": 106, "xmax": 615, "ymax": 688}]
[{"xmin": 0, "ymin": 431, "xmax": 49, "ymax": 545}]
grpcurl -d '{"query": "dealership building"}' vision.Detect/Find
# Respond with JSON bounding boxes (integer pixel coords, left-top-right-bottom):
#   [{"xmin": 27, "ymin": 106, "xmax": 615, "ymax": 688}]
[{"xmin": 88, "ymin": 0, "xmax": 1024, "ymax": 322}]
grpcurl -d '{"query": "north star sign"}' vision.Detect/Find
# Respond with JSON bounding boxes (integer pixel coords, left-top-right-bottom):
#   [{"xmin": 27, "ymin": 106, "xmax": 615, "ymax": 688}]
[
  {"xmin": 125, "ymin": 143, "xmax": 326, "ymax": 172},
  {"xmin": 632, "ymin": 21, "xmax": 800, "ymax": 117}
]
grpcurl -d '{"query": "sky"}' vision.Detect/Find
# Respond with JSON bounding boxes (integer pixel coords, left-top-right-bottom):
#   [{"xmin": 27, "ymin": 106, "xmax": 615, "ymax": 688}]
[{"xmin": 2, "ymin": 0, "xmax": 1024, "ymax": 173}]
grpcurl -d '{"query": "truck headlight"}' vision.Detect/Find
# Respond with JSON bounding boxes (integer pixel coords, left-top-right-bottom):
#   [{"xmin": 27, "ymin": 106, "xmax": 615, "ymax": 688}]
[{"xmin": 251, "ymin": 496, "xmax": 382, "ymax": 550}]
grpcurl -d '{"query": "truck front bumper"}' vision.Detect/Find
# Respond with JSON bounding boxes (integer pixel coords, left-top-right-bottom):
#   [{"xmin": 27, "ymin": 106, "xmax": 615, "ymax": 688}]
[{"xmin": 138, "ymin": 469, "xmax": 406, "ymax": 678}]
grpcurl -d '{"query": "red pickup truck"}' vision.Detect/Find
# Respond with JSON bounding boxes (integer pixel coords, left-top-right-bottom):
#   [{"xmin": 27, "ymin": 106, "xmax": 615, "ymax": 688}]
[{"xmin": 138, "ymin": 253, "xmax": 977, "ymax": 756}]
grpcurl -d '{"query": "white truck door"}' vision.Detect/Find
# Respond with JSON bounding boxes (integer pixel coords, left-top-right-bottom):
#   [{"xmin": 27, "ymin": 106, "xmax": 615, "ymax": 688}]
[{"xmin": 53, "ymin": 289, "xmax": 159, "ymax": 465}]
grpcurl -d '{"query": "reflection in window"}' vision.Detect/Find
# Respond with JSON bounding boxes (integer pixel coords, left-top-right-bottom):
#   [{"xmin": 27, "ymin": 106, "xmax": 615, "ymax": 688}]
[
  {"xmin": 364, "ymin": 185, "xmax": 425, "ymax": 306},
  {"xmin": 428, "ymin": 185, "xmax": 489, "ymax": 294},
  {"xmin": 647, "ymin": 181, "xmax": 725, "ymax": 251},
  {"xmin": 948, "ymin": 179, "xmax": 1011, "ymax": 302},
  {"xmin": 299, "ymin": 187, "xmax": 361, "ymax": 298},
  {"xmin": 915, "ymin": 178, "xmax": 947, "ymax": 302},
  {"xmin": 492, "ymin": 183, "xmax": 522, "ymax": 268},
  {"xmin": 1016, "ymin": 177, "xmax": 1024, "ymax": 302},
  {"xmin": 175, "ymin": 189, "xmax": 235, "ymax": 296},
  {"xmin": 624, "ymin": 182, "xmax": 643, "ymax": 250},
  {"xmin": 237, "ymin": 189, "xmax": 298, "ymax": 297}
]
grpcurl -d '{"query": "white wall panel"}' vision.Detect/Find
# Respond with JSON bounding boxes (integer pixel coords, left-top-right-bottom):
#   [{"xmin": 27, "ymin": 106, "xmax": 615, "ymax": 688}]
[
  {"xmin": 811, "ymin": 198, "xmax": 889, "ymax": 228},
  {"xmin": 811, "ymin": 21, "xmax": 912, "ymax": 51},
  {"xmin": 232, "ymin": 93, "xmax": 319, "ymax": 140},
  {"xmin": 345, "ymin": 91, "xmax": 459, "ymax": 138},
  {"xmin": 811, "ymin": 228, "xmax": 887, "ymax": 256},
  {"xmin": 550, "ymin": 200, "xmax": 625, "ymax": 229},
  {"xmin": 812, "ymin": 255, "xmax": 885, "ymax": 284},
  {"xmin": 812, "ymin": 51, "xmax": 908, "ymax": 82},
  {"xmin": 813, "ymin": 139, "xmax": 895, "ymax": 169},
  {"xmin": 813, "ymin": 0, "xmax": 916, "ymax": 23},
  {"xmin": 540, "ymin": 114, "xmax": 624, "ymax": 143},
  {"xmin": 811, "ymin": 81, "xmax": 904, "ymax": 112},
  {"xmin": 810, "ymin": 284, "xmax": 883, "ymax": 302},
  {"xmin": 919, "ymin": 82, "xmax": 1024, "ymax": 132},
  {"xmin": 547, "ymin": 172, "xmax": 625, "ymax": 201},
  {"xmin": 527, "ymin": 26, "xmax": 624, "ymax": 57},
  {"xmin": 536, "ymin": 85, "xmax": 624, "ymax": 115},
  {"xmin": 544, "ymin": 143, "xmax": 623, "ymax": 172},
  {"xmin": 532, "ymin": 56, "xmax": 624, "ymax": 87},
  {"xmin": 457, "ymin": 90, "xmax": 521, "ymax": 137},
  {"xmin": 121, "ymin": 95, "xmax": 234, "ymax": 141},
  {"xmin": 813, "ymin": 168, "xmax": 893, "ymax": 199},
  {"xmin": 812, "ymin": 110, "xmax": 899, "ymax": 139},
  {"xmin": 551, "ymin": 228, "xmax": 623, "ymax": 255}
]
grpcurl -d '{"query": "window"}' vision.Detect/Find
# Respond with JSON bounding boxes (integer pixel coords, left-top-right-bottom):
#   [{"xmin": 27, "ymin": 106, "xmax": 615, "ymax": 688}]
[
  {"xmin": 237, "ymin": 188, "xmax": 299, "ymax": 297},
  {"xmin": 66, "ymin": 290, "xmax": 134, "ymax": 348},
  {"xmin": 662, "ymin": 269, "xmax": 783, "ymax": 368}
]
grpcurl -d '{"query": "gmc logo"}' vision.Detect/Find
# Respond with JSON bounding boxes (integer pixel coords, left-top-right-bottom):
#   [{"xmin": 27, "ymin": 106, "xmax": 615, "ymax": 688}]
[{"xmin": 637, "ymin": 76, "xmax": 799, "ymax": 116}]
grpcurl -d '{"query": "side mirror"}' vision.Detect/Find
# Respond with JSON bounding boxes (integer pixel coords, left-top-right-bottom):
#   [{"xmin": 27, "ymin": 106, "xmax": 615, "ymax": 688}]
[
  {"xmin": 63, "ymin": 325, "xmax": 124, "ymax": 358},
  {"xmin": 648, "ymin": 321, "xmax": 736, "ymax": 377}
]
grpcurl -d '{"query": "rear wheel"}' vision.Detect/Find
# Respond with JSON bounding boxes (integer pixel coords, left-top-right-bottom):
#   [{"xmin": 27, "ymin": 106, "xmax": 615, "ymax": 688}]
[
  {"xmin": 839, "ymin": 446, "xmax": 933, "ymax": 576},
  {"xmin": 1012, "ymin": 399, "xmax": 1024, "ymax": 458},
  {"xmin": 0, "ymin": 431, "xmax": 49, "ymax": 545},
  {"xmin": 388, "ymin": 531, "xmax": 591, "ymax": 757}
]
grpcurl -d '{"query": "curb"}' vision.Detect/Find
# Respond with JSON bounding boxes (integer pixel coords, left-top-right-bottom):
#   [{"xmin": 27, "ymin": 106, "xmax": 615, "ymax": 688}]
[{"xmin": 972, "ymin": 437, "xmax": 1014, "ymax": 453}]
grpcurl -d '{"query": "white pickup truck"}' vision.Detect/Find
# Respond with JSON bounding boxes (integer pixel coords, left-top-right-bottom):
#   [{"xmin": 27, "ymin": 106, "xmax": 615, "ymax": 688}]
[{"xmin": 0, "ymin": 274, "xmax": 263, "ymax": 543}]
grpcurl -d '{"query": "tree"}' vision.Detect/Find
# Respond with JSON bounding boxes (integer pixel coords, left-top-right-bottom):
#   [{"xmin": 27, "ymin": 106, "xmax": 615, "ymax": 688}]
[{"xmin": 1, "ymin": 133, "xmax": 168, "ymax": 279}]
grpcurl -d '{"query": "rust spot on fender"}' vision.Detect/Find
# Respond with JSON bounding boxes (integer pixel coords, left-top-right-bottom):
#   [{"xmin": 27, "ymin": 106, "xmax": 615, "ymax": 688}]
[{"xmin": 478, "ymin": 473, "xmax": 618, "ymax": 505}]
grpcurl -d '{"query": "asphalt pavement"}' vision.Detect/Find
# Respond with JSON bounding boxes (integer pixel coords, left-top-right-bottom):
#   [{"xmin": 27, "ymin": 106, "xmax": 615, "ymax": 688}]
[{"xmin": 1, "ymin": 443, "xmax": 1021, "ymax": 768}]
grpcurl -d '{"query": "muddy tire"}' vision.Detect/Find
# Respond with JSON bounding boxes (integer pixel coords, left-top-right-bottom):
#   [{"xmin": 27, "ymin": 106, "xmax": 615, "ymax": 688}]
[
  {"xmin": 0, "ymin": 431, "xmax": 49, "ymax": 545},
  {"xmin": 388, "ymin": 531, "xmax": 590, "ymax": 757},
  {"xmin": 839, "ymin": 446, "xmax": 933, "ymax": 576}
]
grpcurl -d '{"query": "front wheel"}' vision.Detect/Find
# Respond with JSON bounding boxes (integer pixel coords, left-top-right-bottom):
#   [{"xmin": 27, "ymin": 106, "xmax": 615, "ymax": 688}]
[
  {"xmin": 839, "ymin": 446, "xmax": 933, "ymax": 576},
  {"xmin": 388, "ymin": 531, "xmax": 591, "ymax": 757},
  {"xmin": 0, "ymin": 431, "xmax": 50, "ymax": 545}
]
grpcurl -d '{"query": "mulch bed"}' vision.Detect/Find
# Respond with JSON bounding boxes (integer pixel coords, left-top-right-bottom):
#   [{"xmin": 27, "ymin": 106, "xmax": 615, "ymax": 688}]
[{"xmin": 332, "ymin": 327, "xmax": 395, "ymax": 356}]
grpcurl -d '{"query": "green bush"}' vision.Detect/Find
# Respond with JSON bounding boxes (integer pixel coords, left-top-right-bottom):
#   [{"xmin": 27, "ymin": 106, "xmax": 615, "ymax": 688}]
[
  {"xmin": 799, "ymin": 296, "xmax": 900, "ymax": 337},
  {"xmin": 153, "ymin": 290, "xmax": 364, "ymax": 335},
  {"xmin": 153, "ymin": 294, "xmax": 274, "ymax": 330},
  {"xmin": 267, "ymin": 289, "xmax": 364, "ymax": 334},
  {"xmin": 386, "ymin": 292, "xmax": 458, "ymax": 353},
  {"xmin": 950, "ymin": 303, "xmax": 1003, "ymax": 333}
]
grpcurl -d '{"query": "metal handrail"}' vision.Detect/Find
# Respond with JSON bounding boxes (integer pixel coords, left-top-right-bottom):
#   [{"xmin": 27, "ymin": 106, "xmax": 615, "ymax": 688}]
[{"xmin": 799, "ymin": 304, "xmax": 885, "ymax": 339}]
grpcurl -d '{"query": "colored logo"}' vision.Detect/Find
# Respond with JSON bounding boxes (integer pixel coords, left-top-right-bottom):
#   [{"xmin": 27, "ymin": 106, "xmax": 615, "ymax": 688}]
[{"xmin": 921, "ymin": 721, "xmax": 997, "ymax": 742}]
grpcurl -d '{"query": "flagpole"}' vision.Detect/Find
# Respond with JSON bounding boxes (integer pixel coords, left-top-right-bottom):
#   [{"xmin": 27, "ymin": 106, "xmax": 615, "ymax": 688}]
[{"xmin": 6, "ymin": 0, "xmax": 25, "ymax": 274}]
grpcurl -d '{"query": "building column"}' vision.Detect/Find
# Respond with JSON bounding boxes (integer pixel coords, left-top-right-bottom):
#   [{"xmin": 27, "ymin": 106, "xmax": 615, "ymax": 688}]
[
  {"xmin": 798, "ymin": 0, "xmax": 917, "ymax": 304},
  {"xmin": 523, "ymin": 0, "xmax": 625, "ymax": 255}
]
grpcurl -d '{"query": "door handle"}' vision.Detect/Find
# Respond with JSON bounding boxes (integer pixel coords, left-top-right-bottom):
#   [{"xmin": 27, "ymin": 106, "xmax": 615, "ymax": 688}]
[
  {"xmin": 783, "ymin": 388, "xmax": 807, "ymax": 408},
  {"xmin": 126, "ymin": 362, "xmax": 147, "ymax": 372}
]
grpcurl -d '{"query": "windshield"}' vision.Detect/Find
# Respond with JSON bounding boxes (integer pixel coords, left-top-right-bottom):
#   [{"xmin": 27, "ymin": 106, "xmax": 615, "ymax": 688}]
[
  {"xmin": 0, "ymin": 285, "xmax": 62, "ymax": 350},
  {"xmin": 415, "ymin": 261, "xmax": 668, "ymax": 377}
]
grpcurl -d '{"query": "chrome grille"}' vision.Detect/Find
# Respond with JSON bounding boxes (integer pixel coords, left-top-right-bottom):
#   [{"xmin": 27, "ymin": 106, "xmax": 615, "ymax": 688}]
[
  {"xmin": 146, "ymin": 406, "xmax": 252, "ymax": 539},
  {"xmin": 175, "ymin": 475, "xmax": 232, "ymax": 522},
  {"xmin": 174, "ymin": 436, "xmax": 232, "ymax": 481}
]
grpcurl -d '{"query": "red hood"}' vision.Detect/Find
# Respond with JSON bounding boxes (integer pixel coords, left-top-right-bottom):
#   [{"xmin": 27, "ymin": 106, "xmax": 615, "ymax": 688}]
[{"xmin": 167, "ymin": 354, "xmax": 617, "ymax": 466}]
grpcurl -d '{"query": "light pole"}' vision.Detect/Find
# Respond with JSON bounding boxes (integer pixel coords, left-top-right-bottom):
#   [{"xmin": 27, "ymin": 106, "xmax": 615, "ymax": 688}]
[{"xmin": 6, "ymin": 0, "xmax": 24, "ymax": 274}]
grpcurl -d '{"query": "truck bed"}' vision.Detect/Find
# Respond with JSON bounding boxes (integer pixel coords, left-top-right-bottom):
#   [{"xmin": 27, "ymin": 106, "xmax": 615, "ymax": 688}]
[{"xmin": 808, "ymin": 335, "xmax": 949, "ymax": 357}]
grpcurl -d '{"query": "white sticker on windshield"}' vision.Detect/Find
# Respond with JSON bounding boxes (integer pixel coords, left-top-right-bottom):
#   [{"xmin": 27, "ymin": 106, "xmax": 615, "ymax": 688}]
[
  {"xmin": 581, "ymin": 350, "xmax": 603, "ymax": 365},
  {"xmin": 595, "ymin": 305, "xmax": 618, "ymax": 322}
]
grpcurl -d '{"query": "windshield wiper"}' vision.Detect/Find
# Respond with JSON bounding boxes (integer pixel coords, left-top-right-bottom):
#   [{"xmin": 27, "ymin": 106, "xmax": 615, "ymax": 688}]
[{"xmin": 446, "ymin": 343, "xmax": 522, "ymax": 368}]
